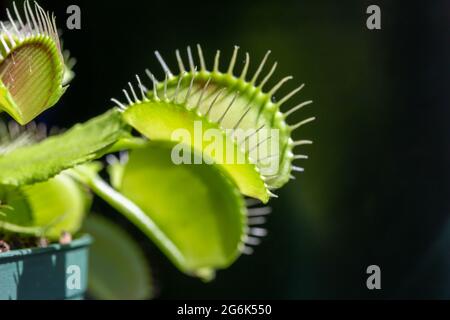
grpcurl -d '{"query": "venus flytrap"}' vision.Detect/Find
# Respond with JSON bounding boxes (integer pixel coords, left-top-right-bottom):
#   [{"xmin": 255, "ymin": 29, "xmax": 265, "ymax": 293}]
[
  {"xmin": 81, "ymin": 46, "xmax": 315, "ymax": 278},
  {"xmin": 0, "ymin": 0, "xmax": 315, "ymax": 298},
  {"xmin": 113, "ymin": 45, "xmax": 315, "ymax": 202},
  {"xmin": 0, "ymin": 172, "xmax": 90, "ymax": 239},
  {"xmin": 71, "ymin": 146, "xmax": 247, "ymax": 281},
  {"xmin": 0, "ymin": 1, "xmax": 154, "ymax": 299},
  {"xmin": 0, "ymin": 113, "xmax": 148, "ymax": 298},
  {"xmin": 0, "ymin": 1, "xmax": 70, "ymax": 125}
]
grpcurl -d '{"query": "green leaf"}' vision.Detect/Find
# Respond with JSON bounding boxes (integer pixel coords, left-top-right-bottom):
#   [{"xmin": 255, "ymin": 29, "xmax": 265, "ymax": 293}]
[
  {"xmin": 75, "ymin": 142, "xmax": 247, "ymax": 280},
  {"xmin": 0, "ymin": 108, "xmax": 129, "ymax": 187},
  {"xmin": 0, "ymin": 172, "xmax": 90, "ymax": 239},
  {"xmin": 82, "ymin": 214, "xmax": 153, "ymax": 300}
]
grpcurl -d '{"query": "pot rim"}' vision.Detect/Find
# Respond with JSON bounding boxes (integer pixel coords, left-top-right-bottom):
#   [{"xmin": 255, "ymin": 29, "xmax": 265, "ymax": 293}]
[{"xmin": 0, "ymin": 234, "xmax": 92, "ymax": 261}]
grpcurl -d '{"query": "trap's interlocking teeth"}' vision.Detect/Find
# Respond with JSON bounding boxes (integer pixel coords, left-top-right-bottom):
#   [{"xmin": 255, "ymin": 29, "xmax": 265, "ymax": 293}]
[
  {"xmin": 111, "ymin": 45, "xmax": 315, "ymax": 191},
  {"xmin": 248, "ymin": 227, "xmax": 268, "ymax": 238},
  {"xmin": 1, "ymin": 0, "xmax": 61, "ymax": 61},
  {"xmin": 247, "ymin": 206, "xmax": 272, "ymax": 216}
]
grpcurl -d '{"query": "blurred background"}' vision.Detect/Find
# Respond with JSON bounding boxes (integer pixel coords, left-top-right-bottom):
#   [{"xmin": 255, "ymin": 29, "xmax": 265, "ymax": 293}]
[{"xmin": 1, "ymin": 0, "xmax": 449, "ymax": 299}]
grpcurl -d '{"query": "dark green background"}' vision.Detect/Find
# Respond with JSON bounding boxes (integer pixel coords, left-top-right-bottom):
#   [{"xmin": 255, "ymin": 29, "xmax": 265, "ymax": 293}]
[{"xmin": 1, "ymin": 0, "xmax": 449, "ymax": 299}]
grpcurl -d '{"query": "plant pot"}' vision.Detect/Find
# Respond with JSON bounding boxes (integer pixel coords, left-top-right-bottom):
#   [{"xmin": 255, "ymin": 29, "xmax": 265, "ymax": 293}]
[{"xmin": 0, "ymin": 235, "xmax": 92, "ymax": 300}]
